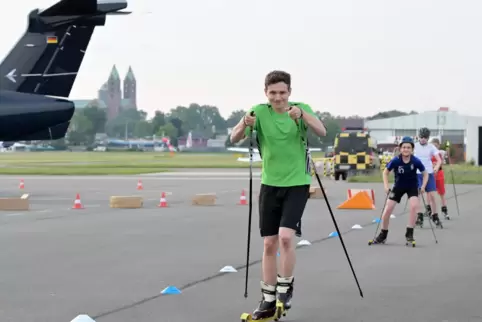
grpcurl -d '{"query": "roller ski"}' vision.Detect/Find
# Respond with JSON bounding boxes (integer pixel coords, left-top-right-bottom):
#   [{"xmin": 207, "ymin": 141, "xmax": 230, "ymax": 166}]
[
  {"xmin": 442, "ymin": 206, "xmax": 450, "ymax": 220},
  {"xmin": 240, "ymin": 283, "xmax": 284, "ymax": 322},
  {"xmin": 276, "ymin": 276, "xmax": 294, "ymax": 318},
  {"xmin": 368, "ymin": 229, "xmax": 387, "ymax": 245},
  {"xmin": 405, "ymin": 227, "xmax": 416, "ymax": 247},
  {"xmin": 431, "ymin": 213, "xmax": 443, "ymax": 229}
]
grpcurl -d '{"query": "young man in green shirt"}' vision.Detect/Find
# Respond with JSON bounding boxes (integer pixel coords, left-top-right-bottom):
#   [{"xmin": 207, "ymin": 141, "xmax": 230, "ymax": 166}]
[{"xmin": 230, "ymin": 70, "xmax": 326, "ymax": 320}]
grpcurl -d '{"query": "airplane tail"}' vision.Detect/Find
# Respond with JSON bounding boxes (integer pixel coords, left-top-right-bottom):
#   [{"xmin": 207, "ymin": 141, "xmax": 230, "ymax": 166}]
[
  {"xmin": 19, "ymin": 122, "xmax": 72, "ymax": 141},
  {"xmin": 0, "ymin": 90, "xmax": 74, "ymax": 141},
  {"xmin": 0, "ymin": 0, "xmax": 129, "ymax": 97}
]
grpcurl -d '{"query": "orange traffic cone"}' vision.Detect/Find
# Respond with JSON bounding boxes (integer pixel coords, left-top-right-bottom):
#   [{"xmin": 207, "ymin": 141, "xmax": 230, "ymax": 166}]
[
  {"xmin": 72, "ymin": 193, "xmax": 84, "ymax": 209},
  {"xmin": 19, "ymin": 179, "xmax": 24, "ymax": 189},
  {"xmin": 238, "ymin": 189, "xmax": 247, "ymax": 205},
  {"xmin": 137, "ymin": 180, "xmax": 143, "ymax": 190},
  {"xmin": 158, "ymin": 192, "xmax": 168, "ymax": 207}
]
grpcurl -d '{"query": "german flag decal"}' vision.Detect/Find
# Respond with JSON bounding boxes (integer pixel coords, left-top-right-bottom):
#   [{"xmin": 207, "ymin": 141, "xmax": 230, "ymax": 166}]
[{"xmin": 46, "ymin": 36, "xmax": 58, "ymax": 44}]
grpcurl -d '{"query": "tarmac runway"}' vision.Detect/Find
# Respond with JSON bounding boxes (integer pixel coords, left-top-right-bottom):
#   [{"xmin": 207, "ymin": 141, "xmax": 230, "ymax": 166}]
[{"xmin": 0, "ymin": 172, "xmax": 481, "ymax": 322}]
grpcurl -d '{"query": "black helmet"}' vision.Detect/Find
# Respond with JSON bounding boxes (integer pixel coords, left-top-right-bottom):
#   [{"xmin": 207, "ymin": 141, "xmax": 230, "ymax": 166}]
[
  {"xmin": 399, "ymin": 136, "xmax": 414, "ymax": 148},
  {"xmin": 418, "ymin": 127, "xmax": 430, "ymax": 139}
]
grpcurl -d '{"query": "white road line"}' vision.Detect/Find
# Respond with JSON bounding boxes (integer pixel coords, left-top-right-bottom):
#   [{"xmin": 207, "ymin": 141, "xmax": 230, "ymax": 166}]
[{"xmin": 4, "ymin": 209, "xmax": 51, "ymax": 217}]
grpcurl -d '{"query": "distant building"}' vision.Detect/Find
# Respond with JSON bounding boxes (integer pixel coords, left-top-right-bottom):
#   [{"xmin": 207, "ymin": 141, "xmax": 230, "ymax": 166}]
[
  {"xmin": 466, "ymin": 116, "xmax": 482, "ymax": 166},
  {"xmin": 365, "ymin": 108, "xmax": 467, "ymax": 145},
  {"xmin": 365, "ymin": 107, "xmax": 469, "ymax": 161},
  {"xmin": 72, "ymin": 65, "xmax": 137, "ymax": 119}
]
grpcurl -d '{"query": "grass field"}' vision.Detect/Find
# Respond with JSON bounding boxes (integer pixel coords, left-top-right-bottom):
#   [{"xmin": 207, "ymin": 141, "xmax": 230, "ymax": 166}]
[
  {"xmin": 2, "ymin": 152, "xmax": 479, "ymax": 181},
  {"xmin": 0, "ymin": 151, "xmax": 326, "ymax": 175},
  {"xmin": 348, "ymin": 164, "xmax": 482, "ymax": 184}
]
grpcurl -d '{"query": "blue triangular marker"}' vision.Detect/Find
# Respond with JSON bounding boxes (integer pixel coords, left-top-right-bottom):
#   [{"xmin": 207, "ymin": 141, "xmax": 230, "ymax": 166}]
[
  {"xmin": 329, "ymin": 231, "xmax": 339, "ymax": 237},
  {"xmin": 161, "ymin": 286, "xmax": 181, "ymax": 295},
  {"xmin": 372, "ymin": 218, "xmax": 381, "ymax": 223}
]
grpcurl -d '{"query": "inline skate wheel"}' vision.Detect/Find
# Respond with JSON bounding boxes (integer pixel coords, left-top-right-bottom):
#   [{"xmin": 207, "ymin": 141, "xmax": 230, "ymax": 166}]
[{"xmin": 240, "ymin": 313, "xmax": 252, "ymax": 321}]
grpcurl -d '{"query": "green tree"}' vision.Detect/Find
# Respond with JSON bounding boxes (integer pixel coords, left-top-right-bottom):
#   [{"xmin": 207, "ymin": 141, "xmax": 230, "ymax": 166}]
[
  {"xmin": 167, "ymin": 103, "xmax": 225, "ymax": 138},
  {"xmin": 320, "ymin": 118, "xmax": 341, "ymax": 147},
  {"xmin": 83, "ymin": 101, "xmax": 107, "ymax": 133},
  {"xmin": 367, "ymin": 110, "xmax": 418, "ymax": 120},
  {"xmin": 198, "ymin": 104, "xmax": 226, "ymax": 133},
  {"xmin": 157, "ymin": 123, "xmax": 178, "ymax": 140},
  {"xmin": 151, "ymin": 111, "xmax": 166, "ymax": 135},
  {"xmin": 67, "ymin": 111, "xmax": 94, "ymax": 145},
  {"xmin": 226, "ymin": 110, "xmax": 246, "ymax": 128},
  {"xmin": 105, "ymin": 109, "xmax": 148, "ymax": 138},
  {"xmin": 134, "ymin": 121, "xmax": 153, "ymax": 138},
  {"xmin": 166, "ymin": 117, "xmax": 184, "ymax": 139}
]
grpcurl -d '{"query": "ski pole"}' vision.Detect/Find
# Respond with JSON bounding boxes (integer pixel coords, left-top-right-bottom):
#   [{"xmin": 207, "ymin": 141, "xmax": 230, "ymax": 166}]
[
  {"xmin": 420, "ymin": 192, "xmax": 438, "ymax": 244},
  {"xmin": 370, "ymin": 190, "xmax": 390, "ymax": 242},
  {"xmin": 244, "ymin": 112, "xmax": 255, "ymax": 298},
  {"xmin": 445, "ymin": 148, "xmax": 460, "ymax": 216},
  {"xmin": 310, "ymin": 156, "xmax": 364, "ymax": 298},
  {"xmin": 292, "ymin": 107, "xmax": 363, "ymax": 298}
]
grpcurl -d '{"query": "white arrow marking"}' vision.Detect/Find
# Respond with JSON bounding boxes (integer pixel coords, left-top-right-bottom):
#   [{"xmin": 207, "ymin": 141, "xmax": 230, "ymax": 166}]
[
  {"xmin": 21, "ymin": 72, "xmax": 78, "ymax": 77},
  {"xmin": 3, "ymin": 70, "xmax": 77, "ymax": 83},
  {"xmin": 5, "ymin": 69, "xmax": 16, "ymax": 83}
]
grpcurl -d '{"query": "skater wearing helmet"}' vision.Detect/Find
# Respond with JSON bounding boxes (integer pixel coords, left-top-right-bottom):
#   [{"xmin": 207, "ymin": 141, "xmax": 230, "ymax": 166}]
[
  {"xmin": 430, "ymin": 138, "xmax": 449, "ymax": 220},
  {"xmin": 230, "ymin": 70, "xmax": 326, "ymax": 321},
  {"xmin": 414, "ymin": 127, "xmax": 442, "ymax": 228},
  {"xmin": 370, "ymin": 137, "xmax": 428, "ymax": 246}
]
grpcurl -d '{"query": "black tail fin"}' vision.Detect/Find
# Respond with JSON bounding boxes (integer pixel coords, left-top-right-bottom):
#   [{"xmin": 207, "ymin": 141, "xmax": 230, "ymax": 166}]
[{"xmin": 0, "ymin": 0, "xmax": 129, "ymax": 97}]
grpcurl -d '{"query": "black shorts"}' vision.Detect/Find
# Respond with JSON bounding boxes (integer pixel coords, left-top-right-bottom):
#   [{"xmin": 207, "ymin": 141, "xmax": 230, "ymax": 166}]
[
  {"xmin": 388, "ymin": 186, "xmax": 419, "ymax": 203},
  {"xmin": 258, "ymin": 184, "xmax": 310, "ymax": 237}
]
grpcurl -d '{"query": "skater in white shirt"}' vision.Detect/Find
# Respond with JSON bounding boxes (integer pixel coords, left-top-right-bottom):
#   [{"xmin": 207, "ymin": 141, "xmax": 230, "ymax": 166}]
[
  {"xmin": 414, "ymin": 127, "xmax": 442, "ymax": 228},
  {"xmin": 430, "ymin": 138, "xmax": 450, "ymax": 220}
]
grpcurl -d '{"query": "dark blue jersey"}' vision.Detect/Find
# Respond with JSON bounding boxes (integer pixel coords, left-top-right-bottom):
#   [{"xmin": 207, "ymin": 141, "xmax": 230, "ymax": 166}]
[{"xmin": 386, "ymin": 155, "xmax": 425, "ymax": 189}]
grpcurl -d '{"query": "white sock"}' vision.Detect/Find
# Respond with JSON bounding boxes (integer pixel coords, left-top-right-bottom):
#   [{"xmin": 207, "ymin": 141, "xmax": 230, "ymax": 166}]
[
  {"xmin": 277, "ymin": 276, "xmax": 293, "ymax": 293},
  {"xmin": 260, "ymin": 281, "xmax": 276, "ymax": 302}
]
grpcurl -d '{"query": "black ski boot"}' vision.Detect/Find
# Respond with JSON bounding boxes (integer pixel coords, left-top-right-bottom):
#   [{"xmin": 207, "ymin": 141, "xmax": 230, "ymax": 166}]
[
  {"xmin": 405, "ymin": 227, "xmax": 416, "ymax": 247},
  {"xmin": 424, "ymin": 205, "xmax": 432, "ymax": 218},
  {"xmin": 369, "ymin": 229, "xmax": 388, "ymax": 245},
  {"xmin": 442, "ymin": 206, "xmax": 450, "ymax": 220},
  {"xmin": 277, "ymin": 276, "xmax": 294, "ymax": 316},
  {"xmin": 416, "ymin": 213, "xmax": 424, "ymax": 228},
  {"xmin": 431, "ymin": 213, "xmax": 443, "ymax": 229},
  {"xmin": 251, "ymin": 282, "xmax": 278, "ymax": 320}
]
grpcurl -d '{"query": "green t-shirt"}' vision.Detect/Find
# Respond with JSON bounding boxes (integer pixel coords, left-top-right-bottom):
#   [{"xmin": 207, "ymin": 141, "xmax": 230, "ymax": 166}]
[{"xmin": 244, "ymin": 102, "xmax": 316, "ymax": 187}]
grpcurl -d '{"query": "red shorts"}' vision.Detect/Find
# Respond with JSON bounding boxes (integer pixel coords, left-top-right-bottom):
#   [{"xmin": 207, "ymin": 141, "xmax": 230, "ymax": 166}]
[{"xmin": 435, "ymin": 170, "xmax": 445, "ymax": 195}]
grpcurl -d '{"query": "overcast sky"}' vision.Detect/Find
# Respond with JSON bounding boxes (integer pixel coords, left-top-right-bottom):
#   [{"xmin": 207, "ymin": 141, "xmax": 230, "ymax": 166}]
[{"xmin": 1, "ymin": 0, "xmax": 481, "ymax": 119}]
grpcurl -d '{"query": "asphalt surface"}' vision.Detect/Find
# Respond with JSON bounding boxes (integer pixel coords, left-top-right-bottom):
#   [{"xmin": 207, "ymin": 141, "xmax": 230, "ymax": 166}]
[{"xmin": 0, "ymin": 172, "xmax": 481, "ymax": 322}]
